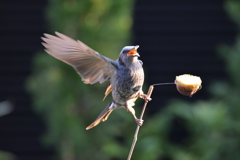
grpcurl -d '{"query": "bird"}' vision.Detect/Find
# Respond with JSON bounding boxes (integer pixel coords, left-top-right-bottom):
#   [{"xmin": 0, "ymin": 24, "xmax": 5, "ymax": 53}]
[{"xmin": 41, "ymin": 32, "xmax": 151, "ymax": 130}]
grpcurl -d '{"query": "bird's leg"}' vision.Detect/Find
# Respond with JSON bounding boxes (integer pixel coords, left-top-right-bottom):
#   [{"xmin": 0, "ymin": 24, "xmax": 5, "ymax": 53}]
[
  {"xmin": 126, "ymin": 105, "xmax": 144, "ymax": 126},
  {"xmin": 139, "ymin": 91, "xmax": 152, "ymax": 102},
  {"xmin": 136, "ymin": 119, "xmax": 144, "ymax": 126}
]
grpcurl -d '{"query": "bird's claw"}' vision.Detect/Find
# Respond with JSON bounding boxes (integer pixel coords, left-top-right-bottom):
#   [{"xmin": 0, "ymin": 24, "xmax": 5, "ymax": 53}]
[
  {"xmin": 136, "ymin": 119, "xmax": 144, "ymax": 126},
  {"xmin": 140, "ymin": 94, "xmax": 152, "ymax": 102}
]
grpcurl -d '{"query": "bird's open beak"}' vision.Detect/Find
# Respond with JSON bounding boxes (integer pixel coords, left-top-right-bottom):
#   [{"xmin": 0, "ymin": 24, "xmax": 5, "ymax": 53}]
[{"xmin": 127, "ymin": 45, "xmax": 140, "ymax": 57}]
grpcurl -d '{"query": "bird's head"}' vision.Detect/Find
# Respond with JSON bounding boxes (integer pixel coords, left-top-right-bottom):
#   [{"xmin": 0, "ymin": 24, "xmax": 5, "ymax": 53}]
[{"xmin": 119, "ymin": 45, "xmax": 140, "ymax": 66}]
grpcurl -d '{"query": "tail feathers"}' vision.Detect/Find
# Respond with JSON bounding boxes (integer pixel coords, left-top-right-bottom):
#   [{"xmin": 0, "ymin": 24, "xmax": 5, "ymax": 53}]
[{"xmin": 86, "ymin": 102, "xmax": 114, "ymax": 130}]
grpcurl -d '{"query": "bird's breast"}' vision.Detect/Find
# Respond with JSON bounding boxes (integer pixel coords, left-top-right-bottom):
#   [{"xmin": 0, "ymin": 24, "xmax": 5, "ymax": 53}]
[{"xmin": 111, "ymin": 64, "xmax": 144, "ymax": 103}]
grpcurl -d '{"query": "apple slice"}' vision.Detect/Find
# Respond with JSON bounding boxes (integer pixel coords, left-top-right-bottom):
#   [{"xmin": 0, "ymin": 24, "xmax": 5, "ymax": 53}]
[{"xmin": 175, "ymin": 74, "xmax": 202, "ymax": 97}]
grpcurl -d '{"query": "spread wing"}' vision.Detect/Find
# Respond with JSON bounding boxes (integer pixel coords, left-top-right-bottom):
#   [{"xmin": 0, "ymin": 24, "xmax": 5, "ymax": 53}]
[{"xmin": 42, "ymin": 32, "xmax": 117, "ymax": 84}]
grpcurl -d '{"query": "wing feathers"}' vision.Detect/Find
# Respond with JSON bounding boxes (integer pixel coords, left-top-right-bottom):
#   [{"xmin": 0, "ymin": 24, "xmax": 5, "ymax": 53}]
[{"xmin": 42, "ymin": 32, "xmax": 116, "ymax": 84}]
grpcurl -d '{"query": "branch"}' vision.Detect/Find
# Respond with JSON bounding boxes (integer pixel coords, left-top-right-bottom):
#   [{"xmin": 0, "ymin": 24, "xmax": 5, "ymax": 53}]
[{"xmin": 127, "ymin": 85, "xmax": 154, "ymax": 160}]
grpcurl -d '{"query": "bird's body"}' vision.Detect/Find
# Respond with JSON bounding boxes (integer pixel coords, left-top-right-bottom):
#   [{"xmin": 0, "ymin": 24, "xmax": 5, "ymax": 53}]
[
  {"xmin": 112, "ymin": 57, "xmax": 144, "ymax": 106},
  {"xmin": 41, "ymin": 32, "xmax": 150, "ymax": 130}
]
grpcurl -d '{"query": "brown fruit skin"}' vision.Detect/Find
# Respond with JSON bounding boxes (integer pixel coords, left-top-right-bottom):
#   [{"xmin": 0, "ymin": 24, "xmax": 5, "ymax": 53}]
[{"xmin": 175, "ymin": 80, "xmax": 200, "ymax": 97}]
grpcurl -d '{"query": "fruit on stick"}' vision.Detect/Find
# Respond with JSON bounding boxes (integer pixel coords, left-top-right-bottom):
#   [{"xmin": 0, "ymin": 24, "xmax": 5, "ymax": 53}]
[{"xmin": 175, "ymin": 74, "xmax": 202, "ymax": 97}]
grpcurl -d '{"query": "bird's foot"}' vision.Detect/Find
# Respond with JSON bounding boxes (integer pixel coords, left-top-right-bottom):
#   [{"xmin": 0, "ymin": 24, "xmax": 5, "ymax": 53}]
[
  {"xmin": 140, "ymin": 94, "xmax": 152, "ymax": 102},
  {"xmin": 135, "ymin": 118, "xmax": 144, "ymax": 126}
]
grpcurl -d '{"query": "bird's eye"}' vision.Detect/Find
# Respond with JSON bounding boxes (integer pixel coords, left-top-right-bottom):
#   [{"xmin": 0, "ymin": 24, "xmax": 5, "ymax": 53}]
[{"xmin": 123, "ymin": 50, "xmax": 128, "ymax": 54}]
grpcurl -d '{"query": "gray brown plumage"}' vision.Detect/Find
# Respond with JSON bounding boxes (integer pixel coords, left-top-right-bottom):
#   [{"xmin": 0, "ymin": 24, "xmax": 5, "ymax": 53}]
[{"xmin": 41, "ymin": 32, "xmax": 150, "ymax": 130}]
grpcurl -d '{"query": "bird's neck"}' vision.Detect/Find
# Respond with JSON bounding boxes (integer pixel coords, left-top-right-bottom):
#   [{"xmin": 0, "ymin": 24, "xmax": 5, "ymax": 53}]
[{"xmin": 119, "ymin": 56, "xmax": 139, "ymax": 68}]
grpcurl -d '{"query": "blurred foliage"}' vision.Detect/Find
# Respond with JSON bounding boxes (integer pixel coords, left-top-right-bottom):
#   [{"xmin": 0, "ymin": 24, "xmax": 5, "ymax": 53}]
[
  {"xmin": 27, "ymin": 0, "xmax": 240, "ymax": 160},
  {"xmin": 0, "ymin": 101, "xmax": 15, "ymax": 160},
  {"xmin": 0, "ymin": 151, "xmax": 16, "ymax": 160},
  {"xmin": 27, "ymin": 0, "xmax": 135, "ymax": 160}
]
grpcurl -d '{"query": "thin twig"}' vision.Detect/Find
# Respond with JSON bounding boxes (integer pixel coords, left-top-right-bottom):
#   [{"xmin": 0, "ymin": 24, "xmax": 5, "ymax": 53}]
[
  {"xmin": 127, "ymin": 82, "xmax": 175, "ymax": 160},
  {"xmin": 152, "ymin": 82, "xmax": 175, "ymax": 86},
  {"xmin": 127, "ymin": 85, "xmax": 155, "ymax": 160}
]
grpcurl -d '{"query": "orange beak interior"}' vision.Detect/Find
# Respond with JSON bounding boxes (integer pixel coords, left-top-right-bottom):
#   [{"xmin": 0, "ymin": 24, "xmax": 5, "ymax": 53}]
[{"xmin": 127, "ymin": 49, "xmax": 137, "ymax": 56}]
